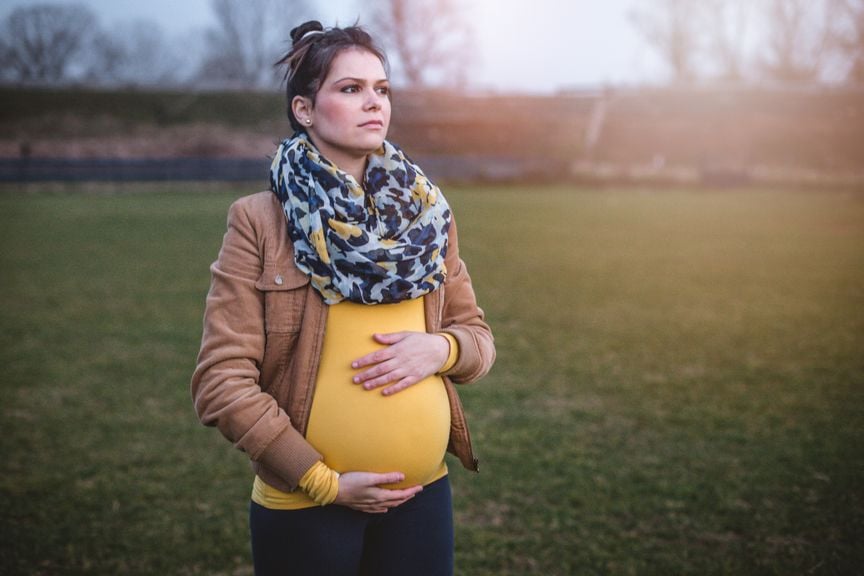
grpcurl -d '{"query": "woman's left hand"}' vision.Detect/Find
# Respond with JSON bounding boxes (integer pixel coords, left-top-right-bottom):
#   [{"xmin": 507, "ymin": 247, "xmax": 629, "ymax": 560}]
[{"xmin": 351, "ymin": 332, "xmax": 450, "ymax": 395}]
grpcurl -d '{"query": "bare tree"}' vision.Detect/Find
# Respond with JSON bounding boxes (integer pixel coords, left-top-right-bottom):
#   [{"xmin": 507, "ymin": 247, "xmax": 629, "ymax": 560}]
[
  {"xmin": 829, "ymin": 0, "xmax": 864, "ymax": 83},
  {"xmin": 197, "ymin": 0, "xmax": 307, "ymax": 89},
  {"xmin": 701, "ymin": 0, "xmax": 752, "ymax": 82},
  {"xmin": 0, "ymin": 37, "xmax": 14, "ymax": 83},
  {"xmin": 760, "ymin": 0, "xmax": 834, "ymax": 83},
  {"xmin": 0, "ymin": 3, "xmax": 97, "ymax": 84},
  {"xmin": 87, "ymin": 29, "xmax": 126, "ymax": 84},
  {"xmin": 365, "ymin": 0, "xmax": 474, "ymax": 88},
  {"xmin": 630, "ymin": 0, "xmax": 702, "ymax": 83},
  {"xmin": 87, "ymin": 20, "xmax": 185, "ymax": 87}
]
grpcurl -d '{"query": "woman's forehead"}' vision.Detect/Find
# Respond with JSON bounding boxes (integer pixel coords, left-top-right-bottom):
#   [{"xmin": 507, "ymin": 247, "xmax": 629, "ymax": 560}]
[{"xmin": 326, "ymin": 48, "xmax": 388, "ymax": 82}]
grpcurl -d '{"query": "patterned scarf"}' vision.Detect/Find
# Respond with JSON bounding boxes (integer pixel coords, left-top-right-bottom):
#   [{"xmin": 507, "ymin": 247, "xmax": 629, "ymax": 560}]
[{"xmin": 269, "ymin": 133, "xmax": 451, "ymax": 305}]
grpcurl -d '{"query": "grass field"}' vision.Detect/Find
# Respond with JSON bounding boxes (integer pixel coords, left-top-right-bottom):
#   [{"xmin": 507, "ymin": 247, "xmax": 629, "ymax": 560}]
[{"xmin": 1, "ymin": 184, "xmax": 862, "ymax": 575}]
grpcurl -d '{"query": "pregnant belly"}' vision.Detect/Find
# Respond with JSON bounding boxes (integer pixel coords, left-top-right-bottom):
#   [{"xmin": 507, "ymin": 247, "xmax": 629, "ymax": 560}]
[
  {"xmin": 305, "ymin": 371, "xmax": 451, "ymax": 489},
  {"xmin": 305, "ymin": 298, "xmax": 451, "ymax": 489}
]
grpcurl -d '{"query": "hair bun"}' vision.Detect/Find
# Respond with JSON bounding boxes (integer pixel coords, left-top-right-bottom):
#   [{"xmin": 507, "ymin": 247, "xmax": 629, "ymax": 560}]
[{"xmin": 290, "ymin": 20, "xmax": 324, "ymax": 45}]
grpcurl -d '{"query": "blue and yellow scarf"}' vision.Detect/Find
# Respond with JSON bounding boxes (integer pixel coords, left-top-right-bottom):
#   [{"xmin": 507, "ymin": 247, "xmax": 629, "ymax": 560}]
[{"xmin": 270, "ymin": 133, "xmax": 451, "ymax": 305}]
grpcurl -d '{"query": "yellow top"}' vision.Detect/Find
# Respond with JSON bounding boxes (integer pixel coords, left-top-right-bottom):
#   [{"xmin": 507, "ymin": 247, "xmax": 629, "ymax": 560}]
[{"xmin": 252, "ymin": 296, "xmax": 457, "ymax": 510}]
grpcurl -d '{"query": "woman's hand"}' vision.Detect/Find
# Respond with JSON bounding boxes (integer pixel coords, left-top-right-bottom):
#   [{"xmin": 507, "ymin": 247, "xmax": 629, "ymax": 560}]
[
  {"xmin": 351, "ymin": 331, "xmax": 450, "ymax": 395},
  {"xmin": 334, "ymin": 472, "xmax": 423, "ymax": 513}
]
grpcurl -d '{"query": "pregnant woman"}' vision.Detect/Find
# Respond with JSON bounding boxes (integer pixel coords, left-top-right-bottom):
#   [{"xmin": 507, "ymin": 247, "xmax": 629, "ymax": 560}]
[{"xmin": 191, "ymin": 20, "xmax": 495, "ymax": 576}]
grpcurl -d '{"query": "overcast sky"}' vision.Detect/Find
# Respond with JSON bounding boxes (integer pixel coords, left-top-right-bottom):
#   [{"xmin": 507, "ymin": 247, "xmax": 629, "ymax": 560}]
[{"xmin": 0, "ymin": 0, "xmax": 663, "ymax": 92}]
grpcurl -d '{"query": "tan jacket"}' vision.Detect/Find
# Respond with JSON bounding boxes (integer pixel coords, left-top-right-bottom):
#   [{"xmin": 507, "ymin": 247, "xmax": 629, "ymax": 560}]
[{"xmin": 191, "ymin": 191, "xmax": 495, "ymax": 493}]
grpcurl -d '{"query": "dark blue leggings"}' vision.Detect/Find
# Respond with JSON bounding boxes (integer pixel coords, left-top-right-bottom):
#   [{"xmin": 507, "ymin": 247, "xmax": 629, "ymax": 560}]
[{"xmin": 250, "ymin": 475, "xmax": 453, "ymax": 576}]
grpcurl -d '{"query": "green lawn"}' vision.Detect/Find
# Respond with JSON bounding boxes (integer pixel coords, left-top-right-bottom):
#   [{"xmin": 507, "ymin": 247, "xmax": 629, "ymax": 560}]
[{"xmin": 1, "ymin": 184, "xmax": 862, "ymax": 575}]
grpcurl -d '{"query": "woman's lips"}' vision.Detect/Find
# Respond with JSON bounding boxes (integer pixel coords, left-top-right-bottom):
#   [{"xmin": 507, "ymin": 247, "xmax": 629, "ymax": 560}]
[{"xmin": 360, "ymin": 120, "xmax": 384, "ymax": 128}]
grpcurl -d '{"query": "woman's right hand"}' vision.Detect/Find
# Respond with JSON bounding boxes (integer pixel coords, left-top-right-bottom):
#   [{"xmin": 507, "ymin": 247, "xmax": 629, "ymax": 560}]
[{"xmin": 334, "ymin": 472, "xmax": 423, "ymax": 513}]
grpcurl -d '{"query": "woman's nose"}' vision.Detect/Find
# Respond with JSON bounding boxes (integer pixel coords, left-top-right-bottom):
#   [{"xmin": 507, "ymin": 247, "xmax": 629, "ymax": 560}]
[{"xmin": 365, "ymin": 89, "xmax": 383, "ymax": 110}]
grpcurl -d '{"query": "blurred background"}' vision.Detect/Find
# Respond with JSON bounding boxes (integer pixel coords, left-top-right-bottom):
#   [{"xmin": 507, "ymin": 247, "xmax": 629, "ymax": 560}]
[
  {"xmin": 1, "ymin": 0, "xmax": 863, "ymax": 184},
  {"xmin": 1, "ymin": 1, "xmax": 863, "ymax": 575}
]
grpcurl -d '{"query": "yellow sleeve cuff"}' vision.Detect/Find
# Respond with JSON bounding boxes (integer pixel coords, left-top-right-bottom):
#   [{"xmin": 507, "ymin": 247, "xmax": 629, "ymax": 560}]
[
  {"xmin": 297, "ymin": 460, "xmax": 340, "ymax": 506},
  {"xmin": 438, "ymin": 332, "xmax": 460, "ymax": 373}
]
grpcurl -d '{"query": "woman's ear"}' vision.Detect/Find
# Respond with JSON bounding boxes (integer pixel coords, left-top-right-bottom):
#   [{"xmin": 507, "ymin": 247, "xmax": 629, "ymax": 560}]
[{"xmin": 292, "ymin": 96, "xmax": 313, "ymax": 126}]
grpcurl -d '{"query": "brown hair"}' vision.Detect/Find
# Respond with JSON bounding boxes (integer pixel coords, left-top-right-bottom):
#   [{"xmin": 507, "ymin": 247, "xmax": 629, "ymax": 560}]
[{"xmin": 275, "ymin": 20, "xmax": 389, "ymax": 131}]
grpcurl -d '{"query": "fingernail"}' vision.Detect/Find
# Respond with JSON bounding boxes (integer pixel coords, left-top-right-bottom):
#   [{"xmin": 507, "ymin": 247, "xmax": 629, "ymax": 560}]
[{"xmin": 351, "ymin": 362, "xmax": 358, "ymax": 368}]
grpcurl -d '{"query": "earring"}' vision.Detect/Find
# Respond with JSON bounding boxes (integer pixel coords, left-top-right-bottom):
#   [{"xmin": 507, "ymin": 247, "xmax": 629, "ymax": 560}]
[{"xmin": 305, "ymin": 119, "xmax": 312, "ymax": 125}]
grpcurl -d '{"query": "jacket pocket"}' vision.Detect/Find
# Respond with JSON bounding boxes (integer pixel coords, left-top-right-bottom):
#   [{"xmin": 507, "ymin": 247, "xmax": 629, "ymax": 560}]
[
  {"xmin": 259, "ymin": 331, "xmax": 299, "ymax": 400},
  {"xmin": 255, "ymin": 265, "xmax": 310, "ymax": 333}
]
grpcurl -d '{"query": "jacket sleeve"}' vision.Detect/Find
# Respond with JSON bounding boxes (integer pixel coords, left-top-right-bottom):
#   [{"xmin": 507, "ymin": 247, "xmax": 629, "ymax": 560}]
[
  {"xmin": 439, "ymin": 217, "xmax": 496, "ymax": 384},
  {"xmin": 190, "ymin": 198, "xmax": 322, "ymax": 488}
]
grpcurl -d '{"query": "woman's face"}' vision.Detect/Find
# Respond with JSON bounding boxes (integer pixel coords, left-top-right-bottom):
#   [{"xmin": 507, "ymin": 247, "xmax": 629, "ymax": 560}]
[{"xmin": 297, "ymin": 48, "xmax": 391, "ymax": 172}]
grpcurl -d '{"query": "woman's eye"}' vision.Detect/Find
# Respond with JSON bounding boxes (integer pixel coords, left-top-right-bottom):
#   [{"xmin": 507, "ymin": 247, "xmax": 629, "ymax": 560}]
[
  {"xmin": 376, "ymin": 86, "xmax": 390, "ymax": 96},
  {"xmin": 341, "ymin": 85, "xmax": 360, "ymax": 93}
]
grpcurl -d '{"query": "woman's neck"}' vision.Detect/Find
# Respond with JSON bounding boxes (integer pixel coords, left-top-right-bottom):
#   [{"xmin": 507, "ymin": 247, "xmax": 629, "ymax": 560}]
[
  {"xmin": 342, "ymin": 157, "xmax": 367, "ymax": 184},
  {"xmin": 306, "ymin": 134, "xmax": 367, "ymax": 183}
]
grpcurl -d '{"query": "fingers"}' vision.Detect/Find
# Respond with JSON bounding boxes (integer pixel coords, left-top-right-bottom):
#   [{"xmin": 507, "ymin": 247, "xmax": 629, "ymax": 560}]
[
  {"xmin": 373, "ymin": 484, "xmax": 424, "ymax": 502},
  {"xmin": 351, "ymin": 332, "xmax": 406, "ymax": 369},
  {"xmin": 362, "ymin": 474, "xmax": 424, "ymax": 500},
  {"xmin": 372, "ymin": 332, "xmax": 407, "ymax": 345},
  {"xmin": 351, "ymin": 347, "xmax": 391, "ymax": 370},
  {"xmin": 367, "ymin": 471, "xmax": 406, "ymax": 486},
  {"xmin": 352, "ymin": 358, "xmax": 399, "ymax": 389},
  {"xmin": 381, "ymin": 377, "xmax": 418, "ymax": 396},
  {"xmin": 335, "ymin": 471, "xmax": 424, "ymax": 513},
  {"xmin": 361, "ymin": 507, "xmax": 389, "ymax": 514},
  {"xmin": 356, "ymin": 364, "xmax": 424, "ymax": 394},
  {"xmin": 350, "ymin": 332, "xmax": 447, "ymax": 395},
  {"xmin": 360, "ymin": 487, "xmax": 422, "ymax": 512},
  {"xmin": 356, "ymin": 498, "xmax": 414, "ymax": 514}
]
